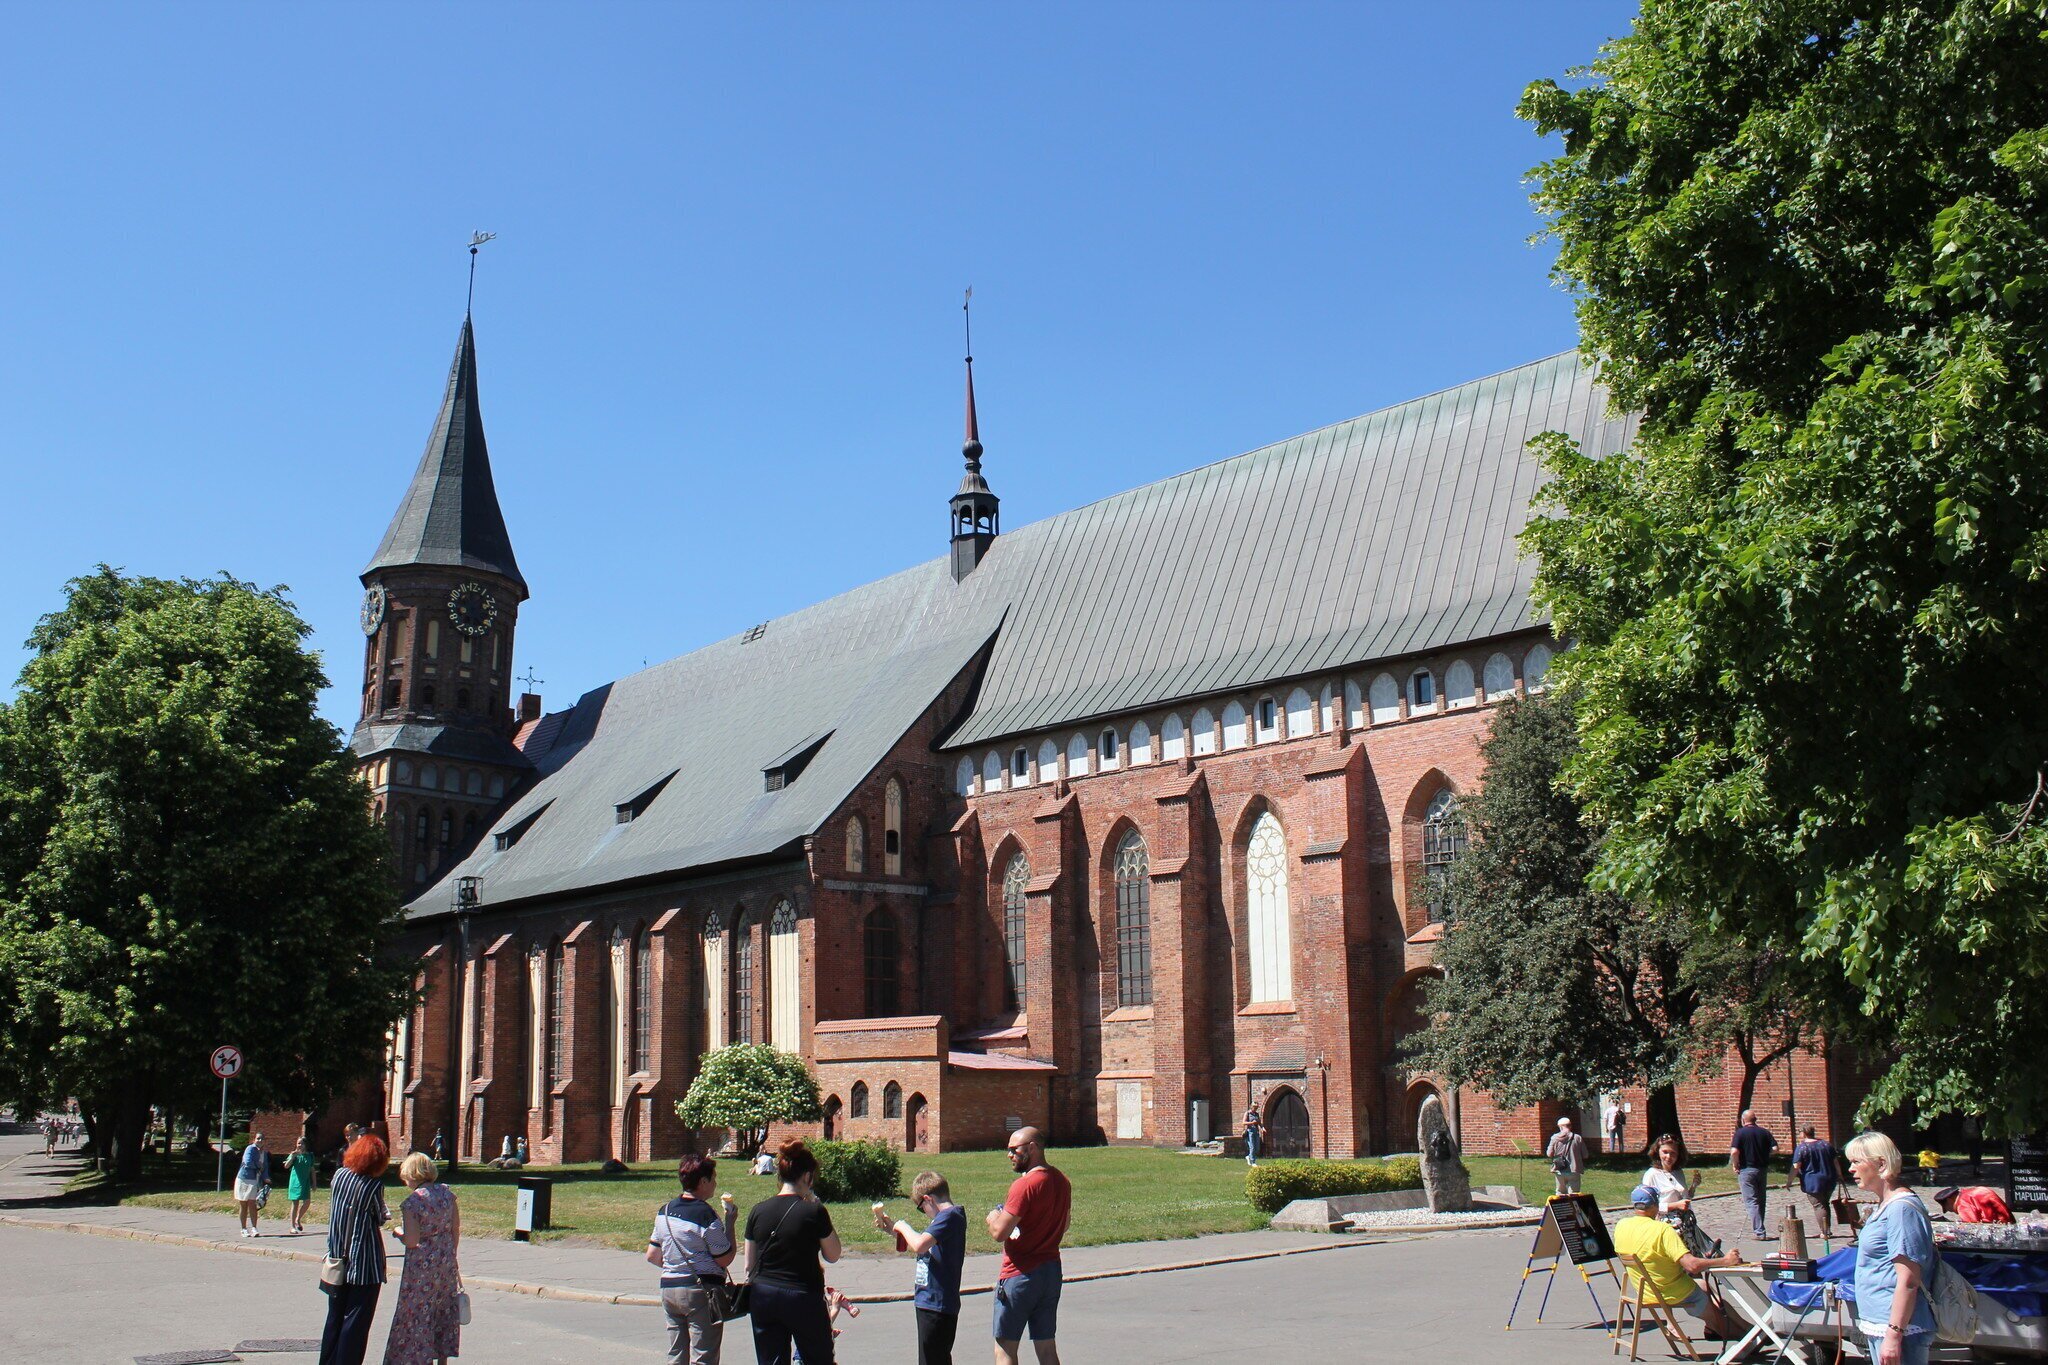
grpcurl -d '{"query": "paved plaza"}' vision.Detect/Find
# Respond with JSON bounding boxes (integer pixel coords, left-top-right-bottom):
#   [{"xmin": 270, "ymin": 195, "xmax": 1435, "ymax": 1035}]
[{"xmin": 1, "ymin": 1133, "xmax": 1803, "ymax": 1364}]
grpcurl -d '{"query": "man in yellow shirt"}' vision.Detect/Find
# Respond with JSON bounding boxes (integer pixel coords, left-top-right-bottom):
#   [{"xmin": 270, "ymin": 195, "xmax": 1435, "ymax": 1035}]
[{"xmin": 1613, "ymin": 1184, "xmax": 1742, "ymax": 1330}]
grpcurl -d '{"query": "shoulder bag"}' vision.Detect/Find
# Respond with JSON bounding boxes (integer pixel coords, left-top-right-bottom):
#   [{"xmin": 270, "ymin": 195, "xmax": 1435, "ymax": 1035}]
[
  {"xmin": 456, "ymin": 1274, "xmax": 472, "ymax": 1327},
  {"xmin": 721, "ymin": 1199, "xmax": 805, "ymax": 1321}
]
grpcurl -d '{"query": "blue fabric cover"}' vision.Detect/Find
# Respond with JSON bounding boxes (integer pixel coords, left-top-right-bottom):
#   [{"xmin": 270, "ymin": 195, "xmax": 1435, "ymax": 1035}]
[{"xmin": 1769, "ymin": 1247, "xmax": 2048, "ymax": 1319}]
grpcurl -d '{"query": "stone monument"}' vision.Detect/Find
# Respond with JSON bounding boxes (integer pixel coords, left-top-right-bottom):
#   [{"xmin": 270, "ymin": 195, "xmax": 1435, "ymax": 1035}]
[{"xmin": 1418, "ymin": 1093, "xmax": 1472, "ymax": 1212}]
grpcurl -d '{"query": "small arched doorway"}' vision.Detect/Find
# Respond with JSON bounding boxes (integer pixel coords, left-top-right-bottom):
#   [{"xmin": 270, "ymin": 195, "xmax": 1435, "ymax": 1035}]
[
  {"xmin": 906, "ymin": 1094, "xmax": 929, "ymax": 1152},
  {"xmin": 1403, "ymin": 1082, "xmax": 1442, "ymax": 1149},
  {"xmin": 1264, "ymin": 1088, "xmax": 1311, "ymax": 1158},
  {"xmin": 822, "ymin": 1095, "xmax": 842, "ymax": 1141}
]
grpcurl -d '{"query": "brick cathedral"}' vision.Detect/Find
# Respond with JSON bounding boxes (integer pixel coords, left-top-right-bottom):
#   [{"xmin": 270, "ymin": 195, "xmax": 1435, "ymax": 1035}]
[{"xmin": 342, "ymin": 312, "xmax": 1865, "ymax": 1165}]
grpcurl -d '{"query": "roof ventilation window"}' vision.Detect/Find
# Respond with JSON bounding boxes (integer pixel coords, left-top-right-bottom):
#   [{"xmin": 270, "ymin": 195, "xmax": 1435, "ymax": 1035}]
[
  {"xmin": 616, "ymin": 770, "xmax": 678, "ymax": 824},
  {"xmin": 493, "ymin": 801, "xmax": 552, "ymax": 851},
  {"xmin": 742, "ymin": 622, "xmax": 768, "ymax": 643},
  {"xmin": 763, "ymin": 732, "xmax": 833, "ymax": 792}
]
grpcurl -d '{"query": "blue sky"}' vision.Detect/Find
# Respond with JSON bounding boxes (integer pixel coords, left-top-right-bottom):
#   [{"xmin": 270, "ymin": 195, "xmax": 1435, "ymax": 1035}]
[{"xmin": 2, "ymin": 3, "xmax": 1635, "ymax": 733}]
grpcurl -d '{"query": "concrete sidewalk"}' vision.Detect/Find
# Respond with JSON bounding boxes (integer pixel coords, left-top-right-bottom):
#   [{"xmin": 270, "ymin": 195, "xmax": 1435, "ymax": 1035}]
[{"xmin": 0, "ymin": 1136, "xmax": 1395, "ymax": 1305}]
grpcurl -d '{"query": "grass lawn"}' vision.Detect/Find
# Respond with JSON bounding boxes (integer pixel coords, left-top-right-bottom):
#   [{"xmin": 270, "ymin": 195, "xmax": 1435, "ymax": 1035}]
[
  {"xmin": 109, "ymin": 1146, "xmax": 1271, "ymax": 1255},
  {"xmin": 1464, "ymin": 1152, "xmax": 1744, "ymax": 1209}
]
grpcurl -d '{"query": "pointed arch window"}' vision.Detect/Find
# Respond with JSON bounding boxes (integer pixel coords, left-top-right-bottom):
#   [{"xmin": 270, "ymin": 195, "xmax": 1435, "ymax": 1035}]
[
  {"xmin": 883, "ymin": 1080, "xmax": 903, "ymax": 1119},
  {"xmin": 845, "ymin": 816, "xmax": 866, "ymax": 874},
  {"xmin": 732, "ymin": 911, "xmax": 756, "ymax": 1043},
  {"xmin": 955, "ymin": 756, "xmax": 976, "ymax": 796},
  {"xmin": 1422, "ymin": 789, "xmax": 1467, "ymax": 923},
  {"xmin": 1002, "ymin": 853, "xmax": 1030, "ymax": 1011},
  {"xmin": 1161, "ymin": 713, "xmax": 1185, "ymax": 760},
  {"xmin": 546, "ymin": 940, "xmax": 566, "ymax": 1090},
  {"xmin": 884, "ymin": 779, "xmax": 904, "ymax": 875},
  {"xmin": 702, "ymin": 912, "xmax": 727, "ymax": 1050},
  {"xmin": 1246, "ymin": 812, "xmax": 1292, "ymax": 1003},
  {"xmin": 851, "ymin": 1080, "xmax": 869, "ymax": 1118},
  {"xmin": 769, "ymin": 901, "xmax": 801, "ymax": 1050},
  {"xmin": 1114, "ymin": 831, "xmax": 1152, "ymax": 1008},
  {"xmin": 632, "ymin": 928, "xmax": 652, "ymax": 1073},
  {"xmin": 864, "ymin": 908, "xmax": 901, "ymax": 1017}
]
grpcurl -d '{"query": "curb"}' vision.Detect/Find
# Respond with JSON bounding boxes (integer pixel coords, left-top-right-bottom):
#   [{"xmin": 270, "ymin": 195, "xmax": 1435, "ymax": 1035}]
[{"xmin": 0, "ymin": 1212, "xmax": 1414, "ymax": 1306}]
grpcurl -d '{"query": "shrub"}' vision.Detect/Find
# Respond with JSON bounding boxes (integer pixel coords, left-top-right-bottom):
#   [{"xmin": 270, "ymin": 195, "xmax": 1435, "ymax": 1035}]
[
  {"xmin": 677, "ymin": 1045, "xmax": 821, "ymax": 1156},
  {"xmin": 1246, "ymin": 1156, "xmax": 1423, "ymax": 1213},
  {"xmin": 810, "ymin": 1138, "xmax": 900, "ymax": 1203}
]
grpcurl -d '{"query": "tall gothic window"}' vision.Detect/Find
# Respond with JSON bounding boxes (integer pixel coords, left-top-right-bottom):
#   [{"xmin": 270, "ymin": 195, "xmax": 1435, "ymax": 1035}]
[
  {"xmin": 632, "ymin": 928, "xmax": 652, "ymax": 1073},
  {"xmin": 883, "ymin": 1080, "xmax": 902, "ymax": 1119},
  {"xmin": 1246, "ymin": 811, "xmax": 1293, "ymax": 1002},
  {"xmin": 546, "ymin": 941, "xmax": 566, "ymax": 1090},
  {"xmin": 702, "ymin": 913, "xmax": 727, "ymax": 1050},
  {"xmin": 769, "ymin": 901, "xmax": 800, "ymax": 1050},
  {"xmin": 1114, "ymin": 831, "xmax": 1153, "ymax": 1008},
  {"xmin": 884, "ymin": 779, "xmax": 904, "ymax": 874},
  {"xmin": 1422, "ymin": 789, "xmax": 1467, "ymax": 922},
  {"xmin": 1002, "ymin": 853, "xmax": 1030, "ymax": 1011},
  {"xmin": 732, "ymin": 912, "xmax": 756, "ymax": 1044},
  {"xmin": 851, "ymin": 1081, "xmax": 869, "ymax": 1118},
  {"xmin": 864, "ymin": 909, "xmax": 900, "ymax": 1017},
  {"xmin": 845, "ymin": 816, "xmax": 865, "ymax": 874}
]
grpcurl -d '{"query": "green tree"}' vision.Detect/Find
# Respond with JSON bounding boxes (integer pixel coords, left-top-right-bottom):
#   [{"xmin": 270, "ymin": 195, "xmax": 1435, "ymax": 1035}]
[
  {"xmin": 1406, "ymin": 696, "xmax": 1812, "ymax": 1147},
  {"xmin": 677, "ymin": 1043, "xmax": 822, "ymax": 1156},
  {"xmin": 0, "ymin": 567, "xmax": 411, "ymax": 1178},
  {"xmin": 1518, "ymin": 1, "xmax": 2048, "ymax": 1129}
]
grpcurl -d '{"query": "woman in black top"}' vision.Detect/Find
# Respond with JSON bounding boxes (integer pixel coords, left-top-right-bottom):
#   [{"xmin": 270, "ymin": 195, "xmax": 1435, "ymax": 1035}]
[{"xmin": 744, "ymin": 1138, "xmax": 842, "ymax": 1365}]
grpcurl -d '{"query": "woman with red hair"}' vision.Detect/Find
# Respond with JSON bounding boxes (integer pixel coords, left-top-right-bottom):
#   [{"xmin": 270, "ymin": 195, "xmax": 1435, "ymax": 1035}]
[{"xmin": 320, "ymin": 1134, "xmax": 392, "ymax": 1365}]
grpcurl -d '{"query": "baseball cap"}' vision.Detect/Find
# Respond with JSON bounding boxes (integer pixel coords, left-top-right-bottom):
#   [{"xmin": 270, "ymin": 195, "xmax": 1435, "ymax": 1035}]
[{"xmin": 1630, "ymin": 1184, "xmax": 1659, "ymax": 1207}]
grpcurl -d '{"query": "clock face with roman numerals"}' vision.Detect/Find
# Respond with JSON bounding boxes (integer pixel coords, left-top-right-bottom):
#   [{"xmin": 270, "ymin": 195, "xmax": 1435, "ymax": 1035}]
[
  {"xmin": 448, "ymin": 582, "xmax": 498, "ymax": 637},
  {"xmin": 360, "ymin": 585, "xmax": 387, "ymax": 635}
]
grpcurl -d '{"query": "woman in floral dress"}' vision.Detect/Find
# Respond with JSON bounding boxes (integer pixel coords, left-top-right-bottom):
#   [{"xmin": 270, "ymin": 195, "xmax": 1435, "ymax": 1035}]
[{"xmin": 384, "ymin": 1153, "xmax": 461, "ymax": 1364}]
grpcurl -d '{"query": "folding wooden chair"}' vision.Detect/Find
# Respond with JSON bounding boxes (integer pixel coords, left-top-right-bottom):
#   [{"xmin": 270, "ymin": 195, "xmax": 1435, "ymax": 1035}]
[{"xmin": 1613, "ymin": 1254, "xmax": 1703, "ymax": 1362}]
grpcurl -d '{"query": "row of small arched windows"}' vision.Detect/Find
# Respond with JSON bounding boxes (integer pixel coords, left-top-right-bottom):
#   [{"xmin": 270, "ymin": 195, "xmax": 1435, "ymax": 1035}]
[
  {"xmin": 847, "ymin": 1079, "xmax": 904, "ymax": 1119},
  {"xmin": 955, "ymin": 644, "xmax": 1550, "ymax": 796}
]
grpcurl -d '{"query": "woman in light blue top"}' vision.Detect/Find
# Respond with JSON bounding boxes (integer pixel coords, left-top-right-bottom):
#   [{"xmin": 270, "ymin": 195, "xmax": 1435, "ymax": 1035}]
[
  {"xmin": 1846, "ymin": 1131, "xmax": 1937, "ymax": 1365},
  {"xmin": 233, "ymin": 1134, "xmax": 269, "ymax": 1238}
]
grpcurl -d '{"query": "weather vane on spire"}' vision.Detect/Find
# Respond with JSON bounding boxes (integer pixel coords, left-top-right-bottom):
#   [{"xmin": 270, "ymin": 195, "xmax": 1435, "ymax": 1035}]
[
  {"xmin": 963, "ymin": 285, "xmax": 973, "ymax": 363},
  {"xmin": 467, "ymin": 231, "xmax": 498, "ymax": 314}
]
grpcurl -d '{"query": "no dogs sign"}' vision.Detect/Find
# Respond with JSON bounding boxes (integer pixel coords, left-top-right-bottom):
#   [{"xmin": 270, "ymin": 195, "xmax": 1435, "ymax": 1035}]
[{"xmin": 210, "ymin": 1045, "xmax": 244, "ymax": 1080}]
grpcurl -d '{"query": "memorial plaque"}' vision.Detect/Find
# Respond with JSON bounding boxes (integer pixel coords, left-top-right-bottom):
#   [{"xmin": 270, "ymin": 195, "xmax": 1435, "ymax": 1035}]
[
  {"xmin": 1548, "ymin": 1192, "xmax": 1615, "ymax": 1265},
  {"xmin": 2010, "ymin": 1132, "xmax": 2048, "ymax": 1213}
]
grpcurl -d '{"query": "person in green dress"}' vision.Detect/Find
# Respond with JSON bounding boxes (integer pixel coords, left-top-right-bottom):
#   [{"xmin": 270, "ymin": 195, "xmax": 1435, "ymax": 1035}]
[{"xmin": 285, "ymin": 1137, "xmax": 318, "ymax": 1235}]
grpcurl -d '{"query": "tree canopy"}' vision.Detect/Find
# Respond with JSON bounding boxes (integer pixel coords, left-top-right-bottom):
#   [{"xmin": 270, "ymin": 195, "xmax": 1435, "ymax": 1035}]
[
  {"xmin": 1518, "ymin": 0, "xmax": 2048, "ymax": 1129},
  {"xmin": 0, "ymin": 567, "xmax": 411, "ymax": 1175},
  {"xmin": 677, "ymin": 1043, "xmax": 822, "ymax": 1156}
]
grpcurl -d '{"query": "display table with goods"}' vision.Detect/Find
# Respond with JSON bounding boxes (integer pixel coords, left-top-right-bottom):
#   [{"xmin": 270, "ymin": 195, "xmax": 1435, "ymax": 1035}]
[{"xmin": 1752, "ymin": 1242, "xmax": 2048, "ymax": 1359}]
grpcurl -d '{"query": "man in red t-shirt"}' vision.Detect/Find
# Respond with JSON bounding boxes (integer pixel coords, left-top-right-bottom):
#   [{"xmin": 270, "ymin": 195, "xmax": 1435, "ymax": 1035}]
[
  {"xmin": 1935, "ymin": 1184, "xmax": 2015, "ymax": 1224},
  {"xmin": 986, "ymin": 1126, "xmax": 1071, "ymax": 1365}
]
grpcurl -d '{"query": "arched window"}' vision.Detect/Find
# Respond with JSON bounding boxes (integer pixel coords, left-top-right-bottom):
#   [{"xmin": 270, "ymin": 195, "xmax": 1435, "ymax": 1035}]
[
  {"xmin": 421, "ymin": 683, "xmax": 437, "ymax": 710},
  {"xmin": 1246, "ymin": 811, "xmax": 1293, "ymax": 1003},
  {"xmin": 466, "ymin": 770, "xmax": 483, "ymax": 795},
  {"xmin": 632, "ymin": 928, "xmax": 652, "ymax": 1073},
  {"xmin": 1114, "ymin": 831, "xmax": 1152, "ymax": 1008},
  {"xmin": 422, "ymin": 765, "xmax": 439, "ymax": 791},
  {"xmin": 1099, "ymin": 728, "xmax": 1120, "ymax": 768},
  {"xmin": 732, "ymin": 912, "xmax": 756, "ymax": 1043},
  {"xmin": 1284, "ymin": 688, "xmax": 1314, "ymax": 737},
  {"xmin": 1444, "ymin": 659, "xmax": 1475, "ymax": 708},
  {"xmin": 395, "ymin": 759, "xmax": 412, "ymax": 784},
  {"xmin": 883, "ymin": 779, "xmax": 904, "ymax": 874},
  {"xmin": 984, "ymin": 751, "xmax": 1003, "ymax": 790},
  {"xmin": 1011, "ymin": 747, "xmax": 1030, "ymax": 784},
  {"xmin": 883, "ymin": 1080, "xmax": 903, "ymax": 1119},
  {"xmin": 1422, "ymin": 789, "xmax": 1467, "ymax": 922},
  {"xmin": 1525, "ymin": 642, "xmax": 1553, "ymax": 690},
  {"xmin": 546, "ymin": 940, "xmax": 566, "ymax": 1090},
  {"xmin": 845, "ymin": 816, "xmax": 865, "ymax": 874},
  {"xmin": 1222, "ymin": 701, "xmax": 1248, "ymax": 749},
  {"xmin": 864, "ymin": 908, "xmax": 900, "ymax": 1017},
  {"xmin": 1066, "ymin": 733, "xmax": 1090, "ymax": 777},
  {"xmin": 1344, "ymin": 678, "xmax": 1365, "ymax": 729},
  {"xmin": 415, "ymin": 807, "xmax": 430, "ymax": 845},
  {"xmin": 1369, "ymin": 673, "xmax": 1401, "ymax": 723},
  {"xmin": 439, "ymin": 811, "xmax": 453, "ymax": 850},
  {"xmin": 488, "ymin": 775, "xmax": 505, "ymax": 799},
  {"xmin": 1483, "ymin": 652, "xmax": 1515, "ymax": 699},
  {"xmin": 702, "ymin": 912, "xmax": 727, "ymax": 1049},
  {"xmin": 1408, "ymin": 669, "xmax": 1436, "ymax": 709},
  {"xmin": 1129, "ymin": 720, "xmax": 1152, "ymax": 764},
  {"xmin": 1191, "ymin": 707, "xmax": 1217, "ymax": 755},
  {"xmin": 769, "ymin": 902, "xmax": 800, "ymax": 1050},
  {"xmin": 955, "ymin": 755, "xmax": 975, "ymax": 796},
  {"xmin": 1160, "ymin": 714, "xmax": 1185, "ymax": 760},
  {"xmin": 1002, "ymin": 853, "xmax": 1030, "ymax": 1011},
  {"xmin": 383, "ymin": 680, "xmax": 401, "ymax": 710},
  {"xmin": 1037, "ymin": 738, "xmax": 1059, "ymax": 778},
  {"xmin": 1255, "ymin": 697, "xmax": 1279, "ymax": 742},
  {"xmin": 426, "ymin": 619, "xmax": 441, "ymax": 658},
  {"xmin": 850, "ymin": 1081, "xmax": 870, "ymax": 1118}
]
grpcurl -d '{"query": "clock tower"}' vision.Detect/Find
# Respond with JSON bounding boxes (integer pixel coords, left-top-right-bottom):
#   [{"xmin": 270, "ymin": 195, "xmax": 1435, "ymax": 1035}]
[{"xmin": 351, "ymin": 314, "xmax": 533, "ymax": 891}]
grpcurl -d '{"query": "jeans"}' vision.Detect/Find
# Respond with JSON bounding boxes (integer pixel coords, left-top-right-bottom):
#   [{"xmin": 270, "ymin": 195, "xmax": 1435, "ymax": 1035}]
[
  {"xmin": 317, "ymin": 1282, "xmax": 381, "ymax": 1365},
  {"xmin": 663, "ymin": 1283, "xmax": 724, "ymax": 1365},
  {"xmin": 1739, "ymin": 1167, "xmax": 1769, "ymax": 1237},
  {"xmin": 1244, "ymin": 1129, "xmax": 1261, "ymax": 1165},
  {"xmin": 749, "ymin": 1278, "xmax": 833, "ymax": 1365},
  {"xmin": 1553, "ymin": 1170, "xmax": 1582, "ymax": 1196},
  {"xmin": 916, "ymin": 1307, "xmax": 958, "ymax": 1365},
  {"xmin": 1862, "ymin": 1331, "xmax": 1932, "ymax": 1365}
]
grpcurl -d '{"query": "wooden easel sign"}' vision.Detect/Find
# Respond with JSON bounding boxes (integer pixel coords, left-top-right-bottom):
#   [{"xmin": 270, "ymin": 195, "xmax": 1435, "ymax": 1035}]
[{"xmin": 1505, "ymin": 1194, "xmax": 1618, "ymax": 1330}]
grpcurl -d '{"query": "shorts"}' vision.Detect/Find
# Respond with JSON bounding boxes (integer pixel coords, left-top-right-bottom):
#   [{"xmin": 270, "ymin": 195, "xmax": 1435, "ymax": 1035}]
[
  {"xmin": 1673, "ymin": 1287, "xmax": 1709, "ymax": 1318},
  {"xmin": 992, "ymin": 1261, "xmax": 1062, "ymax": 1342}
]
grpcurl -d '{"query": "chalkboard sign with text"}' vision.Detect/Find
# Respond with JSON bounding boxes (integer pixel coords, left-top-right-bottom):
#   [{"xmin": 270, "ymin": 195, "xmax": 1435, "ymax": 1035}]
[
  {"xmin": 2010, "ymin": 1133, "xmax": 2048, "ymax": 1213},
  {"xmin": 1531, "ymin": 1192, "xmax": 1616, "ymax": 1265}
]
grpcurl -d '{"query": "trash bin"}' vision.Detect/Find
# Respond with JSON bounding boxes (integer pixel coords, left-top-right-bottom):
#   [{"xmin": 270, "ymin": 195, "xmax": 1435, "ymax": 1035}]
[{"xmin": 514, "ymin": 1175, "xmax": 552, "ymax": 1241}]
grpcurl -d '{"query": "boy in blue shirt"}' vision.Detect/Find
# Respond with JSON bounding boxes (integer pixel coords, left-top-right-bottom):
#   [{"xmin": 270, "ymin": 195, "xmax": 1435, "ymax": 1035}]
[{"xmin": 875, "ymin": 1170, "xmax": 966, "ymax": 1365}]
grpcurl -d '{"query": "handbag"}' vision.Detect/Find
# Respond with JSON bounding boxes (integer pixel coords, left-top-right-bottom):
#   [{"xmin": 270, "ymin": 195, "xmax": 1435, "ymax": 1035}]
[
  {"xmin": 1929, "ymin": 1249, "xmax": 1981, "ymax": 1344},
  {"xmin": 456, "ymin": 1276, "xmax": 472, "ymax": 1327},
  {"xmin": 319, "ymin": 1255, "xmax": 346, "ymax": 1287},
  {"xmin": 721, "ymin": 1198, "xmax": 805, "ymax": 1321}
]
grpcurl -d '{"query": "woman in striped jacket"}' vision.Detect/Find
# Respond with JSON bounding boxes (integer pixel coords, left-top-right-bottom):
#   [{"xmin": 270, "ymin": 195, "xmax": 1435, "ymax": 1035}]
[{"xmin": 320, "ymin": 1134, "xmax": 392, "ymax": 1365}]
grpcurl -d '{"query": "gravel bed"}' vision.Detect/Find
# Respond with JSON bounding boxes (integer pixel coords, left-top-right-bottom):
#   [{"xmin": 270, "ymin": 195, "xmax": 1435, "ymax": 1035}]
[{"xmin": 1344, "ymin": 1203, "xmax": 1540, "ymax": 1229}]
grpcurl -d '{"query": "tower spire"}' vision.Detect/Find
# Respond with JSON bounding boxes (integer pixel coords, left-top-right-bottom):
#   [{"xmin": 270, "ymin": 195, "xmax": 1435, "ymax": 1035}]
[{"xmin": 949, "ymin": 287, "xmax": 999, "ymax": 581}]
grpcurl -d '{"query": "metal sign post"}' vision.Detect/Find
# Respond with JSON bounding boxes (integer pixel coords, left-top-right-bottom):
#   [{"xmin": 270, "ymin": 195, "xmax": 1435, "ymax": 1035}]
[{"xmin": 210, "ymin": 1045, "xmax": 243, "ymax": 1193}]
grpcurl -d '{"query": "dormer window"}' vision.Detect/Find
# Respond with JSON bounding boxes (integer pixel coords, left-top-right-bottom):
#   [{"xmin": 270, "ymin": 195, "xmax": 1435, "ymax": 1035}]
[
  {"xmin": 1012, "ymin": 748, "xmax": 1029, "ymax": 781},
  {"xmin": 492, "ymin": 801, "xmax": 551, "ymax": 851},
  {"xmin": 616, "ymin": 770, "xmax": 678, "ymax": 824},
  {"xmin": 762, "ymin": 733, "xmax": 832, "ymax": 793}
]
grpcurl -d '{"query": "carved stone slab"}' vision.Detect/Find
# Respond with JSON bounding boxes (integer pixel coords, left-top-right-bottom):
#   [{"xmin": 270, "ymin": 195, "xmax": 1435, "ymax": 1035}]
[{"xmin": 1418, "ymin": 1093, "xmax": 1472, "ymax": 1212}]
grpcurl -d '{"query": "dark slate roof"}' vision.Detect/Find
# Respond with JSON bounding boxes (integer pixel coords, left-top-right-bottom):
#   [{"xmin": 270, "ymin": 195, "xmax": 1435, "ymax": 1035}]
[
  {"xmin": 939, "ymin": 351, "xmax": 1635, "ymax": 747},
  {"xmin": 411, "ymin": 351, "xmax": 1631, "ymax": 915},
  {"xmin": 364, "ymin": 316, "xmax": 527, "ymax": 596},
  {"xmin": 350, "ymin": 721, "xmax": 531, "ymax": 770}
]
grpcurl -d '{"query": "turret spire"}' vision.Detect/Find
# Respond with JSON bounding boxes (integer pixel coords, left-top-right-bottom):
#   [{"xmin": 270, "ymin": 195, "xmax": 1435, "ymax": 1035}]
[{"xmin": 949, "ymin": 287, "xmax": 1000, "ymax": 581}]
